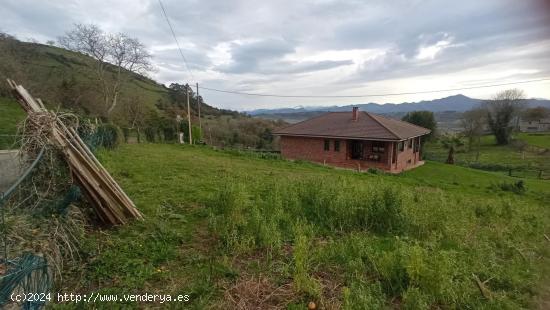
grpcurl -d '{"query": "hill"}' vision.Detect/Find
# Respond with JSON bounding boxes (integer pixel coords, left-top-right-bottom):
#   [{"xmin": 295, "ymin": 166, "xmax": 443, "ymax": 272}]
[
  {"xmin": 249, "ymin": 94, "xmax": 550, "ymax": 122},
  {"xmin": 57, "ymin": 143, "xmax": 550, "ymax": 308},
  {"xmin": 0, "ymin": 34, "xmax": 237, "ymax": 117},
  {"xmin": 0, "ymin": 34, "xmax": 282, "ymax": 149}
]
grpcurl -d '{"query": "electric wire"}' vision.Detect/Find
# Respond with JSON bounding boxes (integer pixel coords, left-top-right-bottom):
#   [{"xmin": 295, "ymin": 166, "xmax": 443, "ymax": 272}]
[
  {"xmin": 197, "ymin": 77, "xmax": 550, "ymax": 98},
  {"xmin": 155, "ymin": 2, "xmax": 549, "ymax": 100},
  {"xmin": 157, "ymin": 0, "xmax": 195, "ymax": 81}
]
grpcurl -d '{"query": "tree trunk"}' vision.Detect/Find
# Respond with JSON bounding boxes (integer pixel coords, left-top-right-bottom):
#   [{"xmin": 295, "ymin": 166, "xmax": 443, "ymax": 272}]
[
  {"xmin": 107, "ymin": 91, "xmax": 119, "ymax": 116},
  {"xmin": 446, "ymin": 146, "xmax": 455, "ymax": 164}
]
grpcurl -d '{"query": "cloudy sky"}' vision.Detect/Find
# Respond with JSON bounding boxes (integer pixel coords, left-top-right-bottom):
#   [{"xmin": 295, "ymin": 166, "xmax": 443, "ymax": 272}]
[{"xmin": 2, "ymin": 0, "xmax": 550, "ymax": 110}]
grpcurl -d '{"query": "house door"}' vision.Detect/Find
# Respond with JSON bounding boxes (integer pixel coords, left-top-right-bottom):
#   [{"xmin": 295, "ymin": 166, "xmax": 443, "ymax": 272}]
[{"xmin": 350, "ymin": 140, "xmax": 363, "ymax": 159}]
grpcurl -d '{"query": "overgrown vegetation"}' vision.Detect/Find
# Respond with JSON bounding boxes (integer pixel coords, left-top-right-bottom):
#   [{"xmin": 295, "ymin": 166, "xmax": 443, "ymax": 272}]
[{"xmin": 52, "ymin": 144, "xmax": 549, "ymax": 309}]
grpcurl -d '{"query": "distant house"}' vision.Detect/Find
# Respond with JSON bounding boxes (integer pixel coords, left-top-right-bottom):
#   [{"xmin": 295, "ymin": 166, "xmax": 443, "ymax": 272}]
[
  {"xmin": 519, "ymin": 118, "xmax": 550, "ymax": 132},
  {"xmin": 273, "ymin": 107, "xmax": 431, "ymax": 173}
]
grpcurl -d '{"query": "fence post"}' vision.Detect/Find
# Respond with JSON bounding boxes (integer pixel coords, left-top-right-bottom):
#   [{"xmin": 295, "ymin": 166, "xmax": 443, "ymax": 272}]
[{"xmin": 1, "ymin": 191, "xmax": 6, "ymax": 262}]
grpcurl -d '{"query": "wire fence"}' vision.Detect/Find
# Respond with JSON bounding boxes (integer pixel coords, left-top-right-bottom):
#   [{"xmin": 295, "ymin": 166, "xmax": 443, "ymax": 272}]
[
  {"xmin": 0, "ymin": 148, "xmax": 52, "ymax": 309},
  {"xmin": 423, "ymin": 151, "xmax": 549, "ymax": 180}
]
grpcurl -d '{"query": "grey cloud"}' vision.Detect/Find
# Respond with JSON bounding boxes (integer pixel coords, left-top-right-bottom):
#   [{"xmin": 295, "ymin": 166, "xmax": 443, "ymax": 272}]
[
  {"xmin": 217, "ymin": 38, "xmax": 295, "ymax": 73},
  {"xmin": 153, "ymin": 47, "xmax": 211, "ymax": 70},
  {"xmin": 1, "ymin": 0, "xmax": 549, "ymax": 110},
  {"xmin": 217, "ymin": 38, "xmax": 353, "ymax": 75},
  {"xmin": 282, "ymin": 60, "xmax": 354, "ymax": 74}
]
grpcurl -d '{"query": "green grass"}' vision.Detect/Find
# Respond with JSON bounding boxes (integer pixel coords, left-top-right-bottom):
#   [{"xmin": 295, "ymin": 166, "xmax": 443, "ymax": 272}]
[
  {"xmin": 517, "ymin": 132, "xmax": 550, "ymax": 149},
  {"xmin": 424, "ymin": 135, "xmax": 550, "ymax": 178},
  {"xmin": 0, "ymin": 97, "xmax": 25, "ymax": 149},
  {"xmin": 56, "ymin": 144, "xmax": 550, "ymax": 309}
]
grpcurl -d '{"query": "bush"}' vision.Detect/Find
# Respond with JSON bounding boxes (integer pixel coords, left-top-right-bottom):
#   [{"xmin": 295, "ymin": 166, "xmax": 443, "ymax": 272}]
[
  {"xmin": 96, "ymin": 123, "xmax": 122, "ymax": 149},
  {"xmin": 367, "ymin": 168, "xmax": 381, "ymax": 174},
  {"xmin": 144, "ymin": 127, "xmax": 156, "ymax": 142},
  {"xmin": 493, "ymin": 180, "xmax": 526, "ymax": 194},
  {"xmin": 121, "ymin": 127, "xmax": 129, "ymax": 143}
]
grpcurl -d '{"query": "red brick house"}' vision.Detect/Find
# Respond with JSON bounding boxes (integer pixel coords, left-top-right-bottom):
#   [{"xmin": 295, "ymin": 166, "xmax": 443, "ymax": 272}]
[{"xmin": 273, "ymin": 107, "xmax": 431, "ymax": 173}]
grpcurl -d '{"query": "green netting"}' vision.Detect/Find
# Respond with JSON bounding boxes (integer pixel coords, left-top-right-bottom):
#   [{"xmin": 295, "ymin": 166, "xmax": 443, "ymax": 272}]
[
  {"xmin": 0, "ymin": 148, "xmax": 52, "ymax": 309},
  {"xmin": 0, "ymin": 253, "xmax": 50, "ymax": 309}
]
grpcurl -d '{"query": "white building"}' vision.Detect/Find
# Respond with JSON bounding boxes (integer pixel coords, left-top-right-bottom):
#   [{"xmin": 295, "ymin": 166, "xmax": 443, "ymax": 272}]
[{"xmin": 519, "ymin": 118, "xmax": 550, "ymax": 132}]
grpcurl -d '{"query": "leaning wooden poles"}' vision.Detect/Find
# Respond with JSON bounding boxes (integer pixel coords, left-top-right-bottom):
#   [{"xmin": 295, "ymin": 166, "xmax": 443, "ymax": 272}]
[{"xmin": 7, "ymin": 79, "xmax": 143, "ymax": 225}]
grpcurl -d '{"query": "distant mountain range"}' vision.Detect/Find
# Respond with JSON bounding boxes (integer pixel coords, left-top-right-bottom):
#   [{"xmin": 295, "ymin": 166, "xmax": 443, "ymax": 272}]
[{"xmin": 247, "ymin": 94, "xmax": 550, "ymax": 117}]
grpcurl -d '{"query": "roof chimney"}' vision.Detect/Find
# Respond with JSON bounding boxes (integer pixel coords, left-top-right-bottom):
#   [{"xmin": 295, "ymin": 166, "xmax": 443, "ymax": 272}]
[{"xmin": 352, "ymin": 107, "xmax": 359, "ymax": 121}]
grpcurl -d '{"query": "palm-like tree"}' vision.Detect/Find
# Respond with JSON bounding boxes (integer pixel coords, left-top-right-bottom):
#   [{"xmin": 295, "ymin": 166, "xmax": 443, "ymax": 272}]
[{"xmin": 440, "ymin": 134, "xmax": 464, "ymax": 164}]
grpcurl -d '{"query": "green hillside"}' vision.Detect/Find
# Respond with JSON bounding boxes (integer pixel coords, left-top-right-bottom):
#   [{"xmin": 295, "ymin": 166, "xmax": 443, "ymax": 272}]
[
  {"xmin": 0, "ymin": 36, "xmax": 169, "ymax": 110},
  {"xmin": 0, "ymin": 97, "xmax": 25, "ymax": 149},
  {"xmin": 0, "ymin": 35, "xmax": 281, "ymax": 149},
  {"xmin": 54, "ymin": 144, "xmax": 549, "ymax": 309}
]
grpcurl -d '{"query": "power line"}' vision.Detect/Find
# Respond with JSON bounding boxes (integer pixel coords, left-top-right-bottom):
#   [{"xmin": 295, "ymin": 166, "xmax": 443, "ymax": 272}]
[
  {"xmin": 153, "ymin": 6, "xmax": 549, "ymax": 100},
  {"xmin": 198, "ymin": 77, "xmax": 550, "ymax": 98},
  {"xmin": 157, "ymin": 0, "xmax": 194, "ymax": 81}
]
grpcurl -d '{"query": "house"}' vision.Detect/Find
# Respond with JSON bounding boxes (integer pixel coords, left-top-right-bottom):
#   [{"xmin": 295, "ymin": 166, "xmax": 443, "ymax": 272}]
[
  {"xmin": 519, "ymin": 118, "xmax": 550, "ymax": 132},
  {"xmin": 273, "ymin": 107, "xmax": 431, "ymax": 173}
]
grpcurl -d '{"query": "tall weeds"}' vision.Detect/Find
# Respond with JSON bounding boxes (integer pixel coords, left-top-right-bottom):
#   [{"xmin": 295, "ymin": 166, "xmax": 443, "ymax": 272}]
[{"xmin": 208, "ymin": 176, "xmax": 547, "ymax": 308}]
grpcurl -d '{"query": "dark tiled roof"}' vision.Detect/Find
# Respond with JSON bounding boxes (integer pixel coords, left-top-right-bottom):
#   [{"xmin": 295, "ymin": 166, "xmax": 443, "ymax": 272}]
[{"xmin": 273, "ymin": 111, "xmax": 431, "ymax": 140}]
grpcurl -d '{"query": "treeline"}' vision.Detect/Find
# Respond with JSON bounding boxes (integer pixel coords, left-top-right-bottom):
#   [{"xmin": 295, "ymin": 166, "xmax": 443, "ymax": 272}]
[{"xmin": 0, "ymin": 26, "xmax": 284, "ymax": 150}]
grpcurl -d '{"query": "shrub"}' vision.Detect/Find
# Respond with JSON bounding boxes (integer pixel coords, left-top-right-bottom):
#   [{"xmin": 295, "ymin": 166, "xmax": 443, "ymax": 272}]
[
  {"xmin": 492, "ymin": 180, "xmax": 526, "ymax": 194},
  {"xmin": 144, "ymin": 127, "xmax": 156, "ymax": 142},
  {"xmin": 96, "ymin": 123, "xmax": 122, "ymax": 149},
  {"xmin": 367, "ymin": 168, "xmax": 381, "ymax": 174},
  {"xmin": 121, "ymin": 127, "xmax": 129, "ymax": 143}
]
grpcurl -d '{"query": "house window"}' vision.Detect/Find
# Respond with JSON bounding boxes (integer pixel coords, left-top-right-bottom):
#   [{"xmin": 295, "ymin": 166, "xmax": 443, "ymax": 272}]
[
  {"xmin": 398, "ymin": 141, "xmax": 404, "ymax": 152},
  {"xmin": 324, "ymin": 139, "xmax": 330, "ymax": 151},
  {"xmin": 372, "ymin": 141, "xmax": 385, "ymax": 153},
  {"xmin": 413, "ymin": 138, "xmax": 419, "ymax": 152},
  {"xmin": 334, "ymin": 140, "xmax": 340, "ymax": 152},
  {"xmin": 408, "ymin": 139, "xmax": 413, "ymax": 148}
]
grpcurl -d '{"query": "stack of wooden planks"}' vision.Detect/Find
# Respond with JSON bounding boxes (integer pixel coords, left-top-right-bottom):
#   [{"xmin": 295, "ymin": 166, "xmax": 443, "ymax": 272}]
[{"xmin": 7, "ymin": 79, "xmax": 143, "ymax": 225}]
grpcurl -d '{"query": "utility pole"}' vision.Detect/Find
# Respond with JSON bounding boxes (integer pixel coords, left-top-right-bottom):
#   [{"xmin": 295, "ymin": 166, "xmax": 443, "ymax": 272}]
[
  {"xmin": 186, "ymin": 84, "xmax": 192, "ymax": 144},
  {"xmin": 196, "ymin": 82, "xmax": 202, "ymax": 140}
]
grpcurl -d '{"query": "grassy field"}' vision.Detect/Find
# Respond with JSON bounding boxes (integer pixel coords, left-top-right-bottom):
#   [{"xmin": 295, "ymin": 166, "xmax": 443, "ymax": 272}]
[
  {"xmin": 52, "ymin": 143, "xmax": 550, "ymax": 309},
  {"xmin": 0, "ymin": 97, "xmax": 25, "ymax": 149},
  {"xmin": 516, "ymin": 132, "xmax": 550, "ymax": 149},
  {"xmin": 424, "ymin": 135, "xmax": 550, "ymax": 179}
]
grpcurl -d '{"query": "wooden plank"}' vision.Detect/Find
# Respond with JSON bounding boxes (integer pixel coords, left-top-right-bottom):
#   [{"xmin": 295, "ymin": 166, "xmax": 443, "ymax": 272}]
[{"xmin": 7, "ymin": 80, "xmax": 142, "ymax": 225}]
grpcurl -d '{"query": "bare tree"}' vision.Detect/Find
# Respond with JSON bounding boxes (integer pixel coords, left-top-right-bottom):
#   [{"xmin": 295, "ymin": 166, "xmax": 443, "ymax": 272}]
[
  {"xmin": 460, "ymin": 108, "xmax": 486, "ymax": 153},
  {"xmin": 484, "ymin": 89, "xmax": 526, "ymax": 145},
  {"xmin": 58, "ymin": 24, "xmax": 152, "ymax": 118}
]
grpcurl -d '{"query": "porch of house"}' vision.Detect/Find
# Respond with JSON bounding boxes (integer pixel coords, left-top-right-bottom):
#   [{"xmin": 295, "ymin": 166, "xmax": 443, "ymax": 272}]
[{"xmin": 341, "ymin": 138, "xmax": 423, "ymax": 173}]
